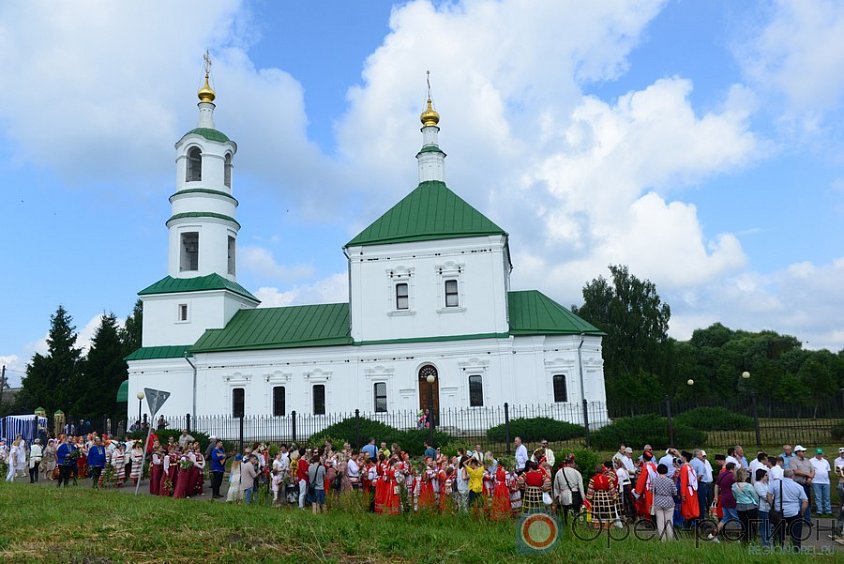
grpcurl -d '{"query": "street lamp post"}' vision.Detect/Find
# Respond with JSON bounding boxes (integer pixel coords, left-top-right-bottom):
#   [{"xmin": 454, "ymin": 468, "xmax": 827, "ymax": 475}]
[
  {"xmin": 426, "ymin": 373, "xmax": 436, "ymax": 445},
  {"xmin": 741, "ymin": 371, "xmax": 761, "ymax": 448},
  {"xmin": 136, "ymin": 391, "xmax": 145, "ymax": 429}
]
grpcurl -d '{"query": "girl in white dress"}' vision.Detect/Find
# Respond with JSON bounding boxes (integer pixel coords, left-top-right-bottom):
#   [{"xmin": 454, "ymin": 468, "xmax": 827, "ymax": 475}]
[{"xmin": 226, "ymin": 455, "xmax": 243, "ymax": 502}]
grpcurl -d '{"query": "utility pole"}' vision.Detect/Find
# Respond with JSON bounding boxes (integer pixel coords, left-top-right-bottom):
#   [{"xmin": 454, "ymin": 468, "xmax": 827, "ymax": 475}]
[{"xmin": 0, "ymin": 365, "xmax": 6, "ymax": 407}]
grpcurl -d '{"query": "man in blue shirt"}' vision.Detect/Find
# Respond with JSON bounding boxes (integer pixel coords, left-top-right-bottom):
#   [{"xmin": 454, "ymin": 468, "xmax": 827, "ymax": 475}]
[
  {"xmin": 361, "ymin": 437, "xmax": 377, "ymax": 462},
  {"xmin": 768, "ymin": 470, "xmax": 809, "ymax": 550},
  {"xmin": 423, "ymin": 440, "xmax": 436, "ymax": 460},
  {"xmin": 55, "ymin": 437, "xmax": 76, "ymax": 488},
  {"xmin": 210, "ymin": 440, "xmax": 227, "ymax": 499},
  {"xmin": 779, "ymin": 444, "xmax": 795, "ymax": 470},
  {"xmin": 87, "ymin": 437, "xmax": 107, "ymax": 489}
]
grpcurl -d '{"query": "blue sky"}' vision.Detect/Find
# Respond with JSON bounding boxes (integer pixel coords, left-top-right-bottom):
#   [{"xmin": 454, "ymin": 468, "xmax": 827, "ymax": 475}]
[{"xmin": 2, "ymin": 0, "xmax": 843, "ymax": 386}]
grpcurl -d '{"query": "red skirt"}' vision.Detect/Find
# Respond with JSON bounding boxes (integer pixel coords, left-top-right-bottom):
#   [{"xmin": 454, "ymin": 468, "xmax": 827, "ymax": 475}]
[
  {"xmin": 384, "ymin": 481, "xmax": 401, "ymax": 515},
  {"xmin": 491, "ymin": 483, "xmax": 511, "ymax": 520},
  {"xmin": 191, "ymin": 467, "xmax": 204, "ymax": 496},
  {"xmin": 150, "ymin": 465, "xmax": 162, "ymax": 495},
  {"xmin": 374, "ymin": 478, "xmax": 387, "ymax": 513},
  {"xmin": 77, "ymin": 456, "xmax": 88, "ymax": 479},
  {"xmin": 418, "ymin": 481, "xmax": 436, "ymax": 509},
  {"xmin": 173, "ymin": 467, "xmax": 191, "ymax": 498}
]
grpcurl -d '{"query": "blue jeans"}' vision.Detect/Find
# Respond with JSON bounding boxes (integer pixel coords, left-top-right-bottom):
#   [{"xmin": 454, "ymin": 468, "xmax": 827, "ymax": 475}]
[
  {"xmin": 801, "ymin": 484, "xmax": 812, "ymax": 523},
  {"xmin": 812, "ymin": 483, "xmax": 831, "ymax": 514},
  {"xmin": 758, "ymin": 510, "xmax": 770, "ymax": 547},
  {"xmin": 243, "ymin": 487, "xmax": 253, "ymax": 504}
]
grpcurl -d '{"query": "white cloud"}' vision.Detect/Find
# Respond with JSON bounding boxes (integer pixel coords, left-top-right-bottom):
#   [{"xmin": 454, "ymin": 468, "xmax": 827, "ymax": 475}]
[
  {"xmin": 669, "ymin": 258, "xmax": 844, "ymax": 351},
  {"xmin": 240, "ymin": 245, "xmax": 314, "ymax": 282},
  {"xmin": 736, "ymin": 0, "xmax": 844, "ymax": 121},
  {"xmin": 256, "ymin": 272, "xmax": 348, "ymax": 308}
]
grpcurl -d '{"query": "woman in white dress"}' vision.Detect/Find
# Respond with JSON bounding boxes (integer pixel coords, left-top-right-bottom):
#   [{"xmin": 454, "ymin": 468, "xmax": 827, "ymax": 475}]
[
  {"xmin": 226, "ymin": 455, "xmax": 243, "ymax": 502},
  {"xmin": 6, "ymin": 439, "xmax": 22, "ymax": 482}
]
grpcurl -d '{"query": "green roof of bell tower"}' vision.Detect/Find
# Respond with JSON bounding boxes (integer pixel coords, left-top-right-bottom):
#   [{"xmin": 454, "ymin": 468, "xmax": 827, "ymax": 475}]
[{"xmin": 346, "ymin": 180, "xmax": 506, "ymax": 247}]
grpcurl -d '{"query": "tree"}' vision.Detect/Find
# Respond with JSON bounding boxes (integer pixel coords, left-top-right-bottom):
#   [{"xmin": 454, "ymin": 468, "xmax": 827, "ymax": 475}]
[
  {"xmin": 120, "ymin": 299, "xmax": 143, "ymax": 355},
  {"xmin": 16, "ymin": 305, "xmax": 82, "ymax": 414},
  {"xmin": 71, "ymin": 313, "xmax": 128, "ymax": 421},
  {"xmin": 572, "ymin": 265, "xmax": 671, "ymax": 404}
]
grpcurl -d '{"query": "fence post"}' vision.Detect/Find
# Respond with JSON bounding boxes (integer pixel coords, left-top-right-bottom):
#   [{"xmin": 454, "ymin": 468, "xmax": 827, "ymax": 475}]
[
  {"xmin": 751, "ymin": 392, "xmax": 761, "ymax": 448},
  {"xmin": 186, "ymin": 412, "xmax": 191, "ymax": 433},
  {"xmin": 291, "ymin": 410, "xmax": 297, "ymax": 443},
  {"xmin": 504, "ymin": 402, "xmax": 511, "ymax": 454},
  {"xmin": 354, "ymin": 409, "xmax": 361, "ymax": 448},
  {"xmin": 238, "ymin": 415, "xmax": 244, "ymax": 454},
  {"xmin": 665, "ymin": 396, "xmax": 674, "ymax": 447},
  {"xmin": 582, "ymin": 398, "xmax": 590, "ymax": 448}
]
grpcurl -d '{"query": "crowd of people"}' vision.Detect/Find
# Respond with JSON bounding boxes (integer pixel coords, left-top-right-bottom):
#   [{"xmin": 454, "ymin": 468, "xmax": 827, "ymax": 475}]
[{"xmin": 3, "ymin": 428, "xmax": 843, "ymax": 550}]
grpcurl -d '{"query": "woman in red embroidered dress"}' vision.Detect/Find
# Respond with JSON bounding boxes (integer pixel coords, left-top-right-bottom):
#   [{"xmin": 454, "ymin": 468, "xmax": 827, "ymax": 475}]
[
  {"xmin": 382, "ymin": 458, "xmax": 401, "ymax": 515},
  {"xmin": 149, "ymin": 443, "xmax": 162, "ymax": 495},
  {"xmin": 418, "ymin": 458, "xmax": 437, "ymax": 511},
  {"xmin": 191, "ymin": 442, "xmax": 205, "ymax": 497},
  {"xmin": 374, "ymin": 454, "xmax": 389, "ymax": 514},
  {"xmin": 490, "ymin": 462, "xmax": 511, "ymax": 520},
  {"xmin": 172, "ymin": 451, "xmax": 194, "ymax": 499}
]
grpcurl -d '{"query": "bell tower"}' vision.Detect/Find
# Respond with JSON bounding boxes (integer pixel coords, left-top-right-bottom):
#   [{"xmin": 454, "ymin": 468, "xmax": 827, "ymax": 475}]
[{"xmin": 137, "ymin": 53, "xmax": 259, "ymax": 349}]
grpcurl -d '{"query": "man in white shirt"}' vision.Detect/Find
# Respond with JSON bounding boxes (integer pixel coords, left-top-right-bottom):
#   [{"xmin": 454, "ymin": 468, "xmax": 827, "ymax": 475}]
[
  {"xmin": 749, "ymin": 451, "xmax": 767, "ymax": 484},
  {"xmin": 539, "ymin": 439, "xmax": 555, "ymax": 468},
  {"xmin": 835, "ymin": 447, "xmax": 844, "ymax": 473},
  {"xmin": 809, "ymin": 448, "xmax": 832, "ymax": 515},
  {"xmin": 767, "ymin": 456, "xmax": 784, "ymax": 482},
  {"xmin": 514, "ymin": 437, "xmax": 528, "ymax": 473},
  {"xmin": 612, "ymin": 443, "xmax": 628, "ymax": 468},
  {"xmin": 658, "ymin": 448, "xmax": 677, "ymax": 469}
]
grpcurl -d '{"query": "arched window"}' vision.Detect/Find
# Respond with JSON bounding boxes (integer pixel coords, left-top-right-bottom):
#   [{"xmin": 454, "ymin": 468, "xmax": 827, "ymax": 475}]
[
  {"xmin": 224, "ymin": 153, "xmax": 233, "ymax": 188},
  {"xmin": 553, "ymin": 374, "xmax": 567, "ymax": 402},
  {"xmin": 468, "ymin": 375, "xmax": 483, "ymax": 407},
  {"xmin": 186, "ymin": 147, "xmax": 202, "ymax": 181}
]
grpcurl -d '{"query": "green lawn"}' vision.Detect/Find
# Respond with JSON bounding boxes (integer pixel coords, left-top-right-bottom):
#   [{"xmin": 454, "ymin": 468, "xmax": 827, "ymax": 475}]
[{"xmin": 0, "ymin": 482, "xmax": 837, "ymax": 563}]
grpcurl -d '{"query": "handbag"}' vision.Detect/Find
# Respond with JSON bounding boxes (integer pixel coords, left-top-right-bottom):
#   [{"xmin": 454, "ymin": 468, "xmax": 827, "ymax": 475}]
[
  {"xmin": 769, "ymin": 479, "xmax": 784, "ymax": 524},
  {"xmin": 542, "ymin": 492, "xmax": 553, "ymax": 505},
  {"xmin": 562, "ymin": 468, "xmax": 583, "ymax": 507}
]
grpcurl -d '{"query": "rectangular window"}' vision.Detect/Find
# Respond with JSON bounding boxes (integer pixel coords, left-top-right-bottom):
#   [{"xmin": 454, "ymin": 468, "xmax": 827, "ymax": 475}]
[
  {"xmin": 313, "ymin": 384, "xmax": 325, "ymax": 415},
  {"xmin": 553, "ymin": 374, "xmax": 567, "ymax": 403},
  {"xmin": 395, "ymin": 283, "xmax": 409, "ymax": 310},
  {"xmin": 272, "ymin": 386, "xmax": 285, "ymax": 416},
  {"xmin": 373, "ymin": 382, "xmax": 387, "ymax": 413},
  {"xmin": 178, "ymin": 304, "xmax": 188, "ymax": 322},
  {"xmin": 232, "ymin": 387, "xmax": 245, "ymax": 418},
  {"xmin": 468, "ymin": 375, "xmax": 484, "ymax": 407},
  {"xmin": 445, "ymin": 279, "xmax": 459, "ymax": 307},
  {"xmin": 180, "ymin": 232, "xmax": 199, "ymax": 272},
  {"xmin": 227, "ymin": 236, "xmax": 236, "ymax": 275}
]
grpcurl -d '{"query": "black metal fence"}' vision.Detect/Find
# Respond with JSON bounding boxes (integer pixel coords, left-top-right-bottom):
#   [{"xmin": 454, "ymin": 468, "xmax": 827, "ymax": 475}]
[{"xmin": 68, "ymin": 396, "xmax": 842, "ymax": 453}]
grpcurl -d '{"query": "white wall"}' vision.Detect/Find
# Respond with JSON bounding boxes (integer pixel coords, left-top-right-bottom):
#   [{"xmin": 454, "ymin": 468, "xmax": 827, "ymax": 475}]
[
  {"xmin": 347, "ymin": 235, "xmax": 510, "ymax": 342},
  {"xmin": 141, "ymin": 290, "xmax": 255, "ymax": 347},
  {"xmin": 128, "ymin": 333, "xmax": 606, "ymax": 426}
]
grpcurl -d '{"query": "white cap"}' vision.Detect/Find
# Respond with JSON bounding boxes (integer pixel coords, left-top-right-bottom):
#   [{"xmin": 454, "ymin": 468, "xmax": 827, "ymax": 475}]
[{"xmin": 794, "ymin": 445, "xmax": 806, "ymax": 452}]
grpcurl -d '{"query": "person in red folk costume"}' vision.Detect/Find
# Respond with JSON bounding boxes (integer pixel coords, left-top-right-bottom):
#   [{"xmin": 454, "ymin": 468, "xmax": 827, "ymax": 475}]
[
  {"xmin": 383, "ymin": 458, "xmax": 402, "ymax": 515},
  {"xmin": 634, "ymin": 449, "xmax": 658, "ymax": 521},
  {"xmin": 679, "ymin": 450, "xmax": 700, "ymax": 523},
  {"xmin": 149, "ymin": 443, "xmax": 163, "ymax": 495},
  {"xmin": 418, "ymin": 457, "xmax": 437, "ymax": 511},
  {"xmin": 173, "ymin": 450, "xmax": 194, "ymax": 499},
  {"xmin": 192, "ymin": 442, "xmax": 205, "ymax": 497},
  {"xmin": 490, "ymin": 460, "xmax": 511, "ymax": 521},
  {"xmin": 160, "ymin": 446, "xmax": 178, "ymax": 496},
  {"xmin": 374, "ymin": 454, "xmax": 389, "ymax": 514}
]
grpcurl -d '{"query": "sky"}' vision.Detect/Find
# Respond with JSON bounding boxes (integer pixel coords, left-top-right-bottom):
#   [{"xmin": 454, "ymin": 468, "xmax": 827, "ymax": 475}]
[{"xmin": 2, "ymin": 0, "xmax": 844, "ymax": 387}]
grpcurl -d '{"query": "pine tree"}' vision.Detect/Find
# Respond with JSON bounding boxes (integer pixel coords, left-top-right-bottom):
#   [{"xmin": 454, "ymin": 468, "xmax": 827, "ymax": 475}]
[
  {"xmin": 17, "ymin": 305, "xmax": 83, "ymax": 413},
  {"xmin": 120, "ymin": 299, "xmax": 143, "ymax": 355},
  {"xmin": 72, "ymin": 313, "xmax": 128, "ymax": 421}
]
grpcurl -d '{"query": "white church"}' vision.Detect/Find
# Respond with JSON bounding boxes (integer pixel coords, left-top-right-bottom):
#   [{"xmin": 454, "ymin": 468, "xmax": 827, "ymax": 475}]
[{"xmin": 125, "ymin": 69, "xmax": 607, "ymax": 427}]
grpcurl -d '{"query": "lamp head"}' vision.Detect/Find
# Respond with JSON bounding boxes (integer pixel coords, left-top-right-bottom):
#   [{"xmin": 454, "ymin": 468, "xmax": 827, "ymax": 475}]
[{"xmin": 136, "ymin": 391, "xmax": 145, "ymax": 400}]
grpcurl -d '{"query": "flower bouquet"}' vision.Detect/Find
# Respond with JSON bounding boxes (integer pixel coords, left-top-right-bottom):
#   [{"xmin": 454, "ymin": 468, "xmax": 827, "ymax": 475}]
[
  {"xmin": 162, "ymin": 478, "xmax": 174, "ymax": 496},
  {"xmin": 179, "ymin": 457, "xmax": 193, "ymax": 471}
]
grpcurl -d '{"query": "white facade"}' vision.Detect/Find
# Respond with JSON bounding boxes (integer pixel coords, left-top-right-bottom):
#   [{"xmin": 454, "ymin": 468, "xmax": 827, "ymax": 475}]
[{"xmin": 127, "ymin": 83, "xmax": 607, "ymax": 428}]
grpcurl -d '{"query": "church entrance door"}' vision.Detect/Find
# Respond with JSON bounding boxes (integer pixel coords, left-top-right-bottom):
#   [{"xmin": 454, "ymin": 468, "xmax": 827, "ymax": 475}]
[{"xmin": 418, "ymin": 365, "xmax": 440, "ymax": 427}]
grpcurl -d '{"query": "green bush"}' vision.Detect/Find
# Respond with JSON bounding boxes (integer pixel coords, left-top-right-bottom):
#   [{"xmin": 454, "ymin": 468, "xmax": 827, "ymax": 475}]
[
  {"xmin": 307, "ymin": 418, "xmax": 451, "ymax": 456},
  {"xmin": 589, "ymin": 414, "xmax": 706, "ymax": 451},
  {"xmin": 486, "ymin": 417, "xmax": 585, "ymax": 443},
  {"xmin": 674, "ymin": 407, "xmax": 754, "ymax": 431},
  {"xmin": 568, "ymin": 448, "xmax": 604, "ymax": 477}
]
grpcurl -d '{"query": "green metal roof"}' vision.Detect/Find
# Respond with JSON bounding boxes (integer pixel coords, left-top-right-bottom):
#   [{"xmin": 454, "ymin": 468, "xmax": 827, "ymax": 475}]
[
  {"xmin": 183, "ymin": 128, "xmax": 231, "ymax": 143},
  {"xmin": 191, "ymin": 303, "xmax": 352, "ymax": 353},
  {"xmin": 346, "ymin": 180, "xmax": 506, "ymax": 247},
  {"xmin": 508, "ymin": 290, "xmax": 604, "ymax": 336},
  {"xmin": 170, "ymin": 188, "xmax": 238, "ymax": 205},
  {"xmin": 166, "ymin": 212, "xmax": 240, "ymax": 229},
  {"xmin": 124, "ymin": 345, "xmax": 193, "ymax": 362},
  {"xmin": 116, "ymin": 379, "xmax": 128, "ymax": 402},
  {"xmin": 138, "ymin": 273, "xmax": 258, "ymax": 302},
  {"xmin": 416, "ymin": 145, "xmax": 445, "ymax": 155}
]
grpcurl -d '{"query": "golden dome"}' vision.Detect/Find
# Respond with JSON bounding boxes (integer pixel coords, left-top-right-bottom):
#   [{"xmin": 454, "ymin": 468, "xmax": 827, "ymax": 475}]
[
  {"xmin": 198, "ymin": 73, "xmax": 216, "ymax": 104},
  {"xmin": 420, "ymin": 97, "xmax": 440, "ymax": 127}
]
